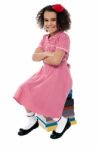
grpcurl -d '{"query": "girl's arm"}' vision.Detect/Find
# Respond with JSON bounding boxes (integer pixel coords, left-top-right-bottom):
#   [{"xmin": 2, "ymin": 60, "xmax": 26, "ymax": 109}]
[
  {"xmin": 43, "ymin": 50, "xmax": 65, "ymax": 66},
  {"xmin": 32, "ymin": 48, "xmax": 54, "ymax": 61}
]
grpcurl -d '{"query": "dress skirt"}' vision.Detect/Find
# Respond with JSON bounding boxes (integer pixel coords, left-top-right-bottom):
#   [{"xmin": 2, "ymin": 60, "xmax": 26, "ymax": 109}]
[{"xmin": 13, "ymin": 62, "xmax": 72, "ymax": 118}]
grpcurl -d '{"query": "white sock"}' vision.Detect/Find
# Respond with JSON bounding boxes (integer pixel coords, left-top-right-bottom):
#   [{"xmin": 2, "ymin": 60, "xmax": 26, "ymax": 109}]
[
  {"xmin": 53, "ymin": 117, "xmax": 60, "ymax": 122},
  {"xmin": 55, "ymin": 117, "xmax": 68, "ymax": 133},
  {"xmin": 26, "ymin": 112, "xmax": 35, "ymax": 117},
  {"xmin": 23, "ymin": 112, "xmax": 37, "ymax": 130}
]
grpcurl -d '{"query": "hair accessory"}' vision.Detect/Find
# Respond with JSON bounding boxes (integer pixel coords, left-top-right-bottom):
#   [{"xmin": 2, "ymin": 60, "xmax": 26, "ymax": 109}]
[{"xmin": 52, "ymin": 4, "xmax": 64, "ymax": 13}]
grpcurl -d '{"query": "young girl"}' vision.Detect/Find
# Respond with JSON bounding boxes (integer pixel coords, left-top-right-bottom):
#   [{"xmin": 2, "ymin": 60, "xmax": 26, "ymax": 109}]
[{"xmin": 13, "ymin": 4, "xmax": 73, "ymax": 139}]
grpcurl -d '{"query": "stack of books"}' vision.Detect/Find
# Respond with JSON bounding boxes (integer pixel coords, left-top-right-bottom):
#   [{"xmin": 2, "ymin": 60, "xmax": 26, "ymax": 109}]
[
  {"xmin": 63, "ymin": 90, "xmax": 77, "ymax": 125},
  {"xmin": 36, "ymin": 115, "xmax": 58, "ymax": 132},
  {"xmin": 68, "ymin": 116, "xmax": 77, "ymax": 125},
  {"xmin": 37, "ymin": 90, "xmax": 77, "ymax": 132}
]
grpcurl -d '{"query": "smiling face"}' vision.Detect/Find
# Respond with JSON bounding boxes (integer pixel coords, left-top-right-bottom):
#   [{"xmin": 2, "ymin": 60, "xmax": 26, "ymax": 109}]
[{"xmin": 44, "ymin": 11, "xmax": 58, "ymax": 35}]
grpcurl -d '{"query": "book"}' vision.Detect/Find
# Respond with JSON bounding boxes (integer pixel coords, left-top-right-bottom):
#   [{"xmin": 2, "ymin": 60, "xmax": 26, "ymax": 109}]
[
  {"xmin": 67, "ymin": 90, "xmax": 73, "ymax": 99},
  {"xmin": 64, "ymin": 98, "xmax": 74, "ymax": 107},
  {"xmin": 36, "ymin": 115, "xmax": 56, "ymax": 123},
  {"xmin": 37, "ymin": 116, "xmax": 57, "ymax": 127},
  {"xmin": 68, "ymin": 116, "xmax": 77, "ymax": 125},
  {"xmin": 62, "ymin": 108, "xmax": 75, "ymax": 117},
  {"xmin": 37, "ymin": 115, "xmax": 77, "ymax": 131},
  {"xmin": 38, "ymin": 119, "xmax": 57, "ymax": 132},
  {"xmin": 70, "ymin": 120, "xmax": 77, "ymax": 125}
]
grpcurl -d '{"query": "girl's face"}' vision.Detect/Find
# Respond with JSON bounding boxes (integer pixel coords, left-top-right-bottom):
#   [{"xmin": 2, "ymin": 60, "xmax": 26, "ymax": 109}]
[{"xmin": 44, "ymin": 11, "xmax": 58, "ymax": 35}]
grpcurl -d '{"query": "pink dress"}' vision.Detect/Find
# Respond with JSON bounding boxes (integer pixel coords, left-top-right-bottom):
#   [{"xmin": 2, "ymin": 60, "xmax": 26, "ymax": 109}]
[{"xmin": 13, "ymin": 31, "xmax": 72, "ymax": 118}]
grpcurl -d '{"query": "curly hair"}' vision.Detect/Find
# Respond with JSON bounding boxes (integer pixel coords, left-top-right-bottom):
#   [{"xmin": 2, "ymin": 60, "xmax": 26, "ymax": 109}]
[{"xmin": 36, "ymin": 5, "xmax": 71, "ymax": 31}]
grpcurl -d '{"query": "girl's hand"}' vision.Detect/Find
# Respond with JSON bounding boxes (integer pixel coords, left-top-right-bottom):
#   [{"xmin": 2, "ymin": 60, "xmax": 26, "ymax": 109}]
[
  {"xmin": 32, "ymin": 52, "xmax": 52, "ymax": 61},
  {"xmin": 32, "ymin": 51, "xmax": 54, "ymax": 62},
  {"xmin": 44, "ymin": 51, "xmax": 54, "ymax": 57}
]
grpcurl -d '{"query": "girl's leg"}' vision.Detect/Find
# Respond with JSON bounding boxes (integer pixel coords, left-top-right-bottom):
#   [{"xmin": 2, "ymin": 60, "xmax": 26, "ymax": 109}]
[
  {"xmin": 50, "ymin": 91, "xmax": 73, "ymax": 138},
  {"xmin": 22, "ymin": 107, "xmax": 37, "ymax": 130},
  {"xmin": 50, "ymin": 116, "xmax": 70, "ymax": 139},
  {"xmin": 54, "ymin": 116, "xmax": 68, "ymax": 133},
  {"xmin": 18, "ymin": 107, "xmax": 39, "ymax": 136},
  {"xmin": 25, "ymin": 108, "xmax": 32, "ymax": 113}
]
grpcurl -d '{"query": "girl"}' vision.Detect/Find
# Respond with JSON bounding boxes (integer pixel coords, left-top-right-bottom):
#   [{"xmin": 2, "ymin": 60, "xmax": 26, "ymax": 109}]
[{"xmin": 13, "ymin": 4, "xmax": 73, "ymax": 139}]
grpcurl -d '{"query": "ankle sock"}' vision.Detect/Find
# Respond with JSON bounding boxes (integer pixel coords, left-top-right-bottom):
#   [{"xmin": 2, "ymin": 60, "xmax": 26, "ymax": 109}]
[
  {"xmin": 23, "ymin": 112, "xmax": 37, "ymax": 130},
  {"xmin": 53, "ymin": 117, "xmax": 60, "ymax": 122},
  {"xmin": 26, "ymin": 112, "xmax": 35, "ymax": 117},
  {"xmin": 55, "ymin": 117, "xmax": 68, "ymax": 133}
]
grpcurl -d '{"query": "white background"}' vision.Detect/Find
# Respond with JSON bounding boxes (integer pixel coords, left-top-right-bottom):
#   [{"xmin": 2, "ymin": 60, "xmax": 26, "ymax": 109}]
[{"xmin": 0, "ymin": 0, "xmax": 99, "ymax": 149}]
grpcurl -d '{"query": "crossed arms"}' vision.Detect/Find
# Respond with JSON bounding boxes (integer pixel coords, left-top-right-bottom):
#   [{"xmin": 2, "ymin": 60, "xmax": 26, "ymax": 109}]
[{"xmin": 32, "ymin": 48, "xmax": 65, "ymax": 66}]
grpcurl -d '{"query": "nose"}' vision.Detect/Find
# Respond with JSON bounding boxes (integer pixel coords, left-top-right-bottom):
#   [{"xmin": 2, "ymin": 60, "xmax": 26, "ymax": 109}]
[{"xmin": 47, "ymin": 21, "xmax": 52, "ymax": 26}]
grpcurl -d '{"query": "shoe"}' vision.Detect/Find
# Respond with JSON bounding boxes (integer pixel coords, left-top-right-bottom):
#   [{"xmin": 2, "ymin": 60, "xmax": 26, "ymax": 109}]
[
  {"xmin": 50, "ymin": 118, "xmax": 71, "ymax": 139},
  {"xmin": 18, "ymin": 121, "xmax": 39, "ymax": 136}
]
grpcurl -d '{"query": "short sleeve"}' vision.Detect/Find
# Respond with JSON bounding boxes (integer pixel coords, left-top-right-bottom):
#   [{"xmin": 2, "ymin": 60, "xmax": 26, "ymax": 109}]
[
  {"xmin": 55, "ymin": 33, "xmax": 70, "ymax": 54},
  {"xmin": 37, "ymin": 35, "xmax": 46, "ymax": 49}
]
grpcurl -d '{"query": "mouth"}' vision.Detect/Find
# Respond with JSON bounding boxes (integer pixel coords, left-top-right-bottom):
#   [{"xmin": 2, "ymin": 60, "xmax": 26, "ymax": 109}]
[
  {"xmin": 47, "ymin": 27, "xmax": 54, "ymax": 29},
  {"xmin": 46, "ymin": 26, "xmax": 56, "ymax": 31}
]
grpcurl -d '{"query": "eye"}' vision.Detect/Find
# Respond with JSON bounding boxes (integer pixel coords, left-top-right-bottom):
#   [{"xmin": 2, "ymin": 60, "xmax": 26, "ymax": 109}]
[
  {"xmin": 44, "ymin": 19, "xmax": 48, "ymax": 22},
  {"xmin": 51, "ymin": 18, "xmax": 56, "ymax": 21}
]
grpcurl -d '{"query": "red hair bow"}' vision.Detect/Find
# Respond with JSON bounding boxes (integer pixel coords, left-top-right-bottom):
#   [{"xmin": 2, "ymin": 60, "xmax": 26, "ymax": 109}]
[{"xmin": 52, "ymin": 4, "xmax": 64, "ymax": 12}]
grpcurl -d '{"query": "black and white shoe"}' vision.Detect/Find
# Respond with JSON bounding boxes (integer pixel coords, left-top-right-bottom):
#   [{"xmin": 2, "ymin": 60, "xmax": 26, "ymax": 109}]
[
  {"xmin": 18, "ymin": 121, "xmax": 39, "ymax": 136},
  {"xmin": 50, "ymin": 118, "xmax": 71, "ymax": 139}
]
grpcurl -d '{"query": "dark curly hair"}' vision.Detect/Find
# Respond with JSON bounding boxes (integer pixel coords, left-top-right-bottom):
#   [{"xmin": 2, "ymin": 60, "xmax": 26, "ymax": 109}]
[{"xmin": 36, "ymin": 5, "xmax": 71, "ymax": 31}]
